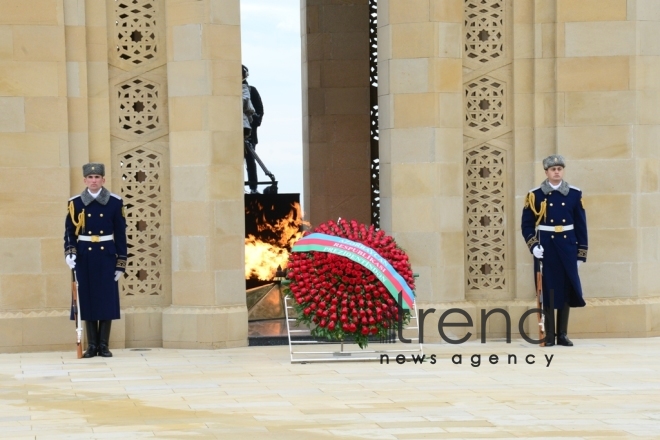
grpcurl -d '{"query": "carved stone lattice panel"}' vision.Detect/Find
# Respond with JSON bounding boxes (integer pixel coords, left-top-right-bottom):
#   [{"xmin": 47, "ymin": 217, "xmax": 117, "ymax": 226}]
[
  {"xmin": 464, "ymin": 0, "xmax": 505, "ymax": 68},
  {"xmin": 369, "ymin": 0, "xmax": 380, "ymax": 228},
  {"xmin": 464, "ymin": 76, "xmax": 506, "ymax": 136},
  {"xmin": 465, "ymin": 144, "xmax": 506, "ymax": 290},
  {"xmin": 111, "ymin": 0, "xmax": 163, "ymax": 70},
  {"xmin": 113, "ymin": 76, "xmax": 165, "ymax": 142},
  {"xmin": 120, "ymin": 147, "xmax": 163, "ymax": 297}
]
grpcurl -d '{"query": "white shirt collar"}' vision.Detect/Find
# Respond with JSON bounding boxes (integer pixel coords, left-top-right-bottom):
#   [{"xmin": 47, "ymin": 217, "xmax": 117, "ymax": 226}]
[
  {"xmin": 87, "ymin": 188, "xmax": 102, "ymax": 198},
  {"xmin": 549, "ymin": 181, "xmax": 562, "ymax": 190}
]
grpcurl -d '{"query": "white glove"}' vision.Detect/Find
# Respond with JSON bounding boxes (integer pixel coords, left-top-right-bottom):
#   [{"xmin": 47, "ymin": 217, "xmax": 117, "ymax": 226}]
[
  {"xmin": 114, "ymin": 271, "xmax": 122, "ymax": 282},
  {"xmin": 532, "ymin": 245, "xmax": 544, "ymax": 259},
  {"xmin": 577, "ymin": 260, "xmax": 583, "ymax": 269},
  {"xmin": 65, "ymin": 255, "xmax": 76, "ymax": 269}
]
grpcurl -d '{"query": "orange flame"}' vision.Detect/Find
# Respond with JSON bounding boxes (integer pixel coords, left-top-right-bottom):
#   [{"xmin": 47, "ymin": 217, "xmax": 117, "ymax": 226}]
[{"xmin": 245, "ymin": 202, "xmax": 308, "ymax": 280}]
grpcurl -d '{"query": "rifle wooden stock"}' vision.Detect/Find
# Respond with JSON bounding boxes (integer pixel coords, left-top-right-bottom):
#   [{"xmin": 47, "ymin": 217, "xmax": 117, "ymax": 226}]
[
  {"xmin": 536, "ymin": 268, "xmax": 545, "ymax": 347},
  {"xmin": 71, "ymin": 270, "xmax": 83, "ymax": 359}
]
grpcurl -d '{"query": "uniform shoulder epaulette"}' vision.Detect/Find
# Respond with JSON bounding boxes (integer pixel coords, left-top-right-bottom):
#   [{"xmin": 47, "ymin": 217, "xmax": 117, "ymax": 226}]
[
  {"xmin": 569, "ymin": 185, "xmax": 581, "ymax": 192},
  {"xmin": 528, "ymin": 186, "xmax": 540, "ymax": 193},
  {"xmin": 110, "ymin": 193, "xmax": 122, "ymax": 200},
  {"xmin": 69, "ymin": 194, "xmax": 81, "ymax": 201}
]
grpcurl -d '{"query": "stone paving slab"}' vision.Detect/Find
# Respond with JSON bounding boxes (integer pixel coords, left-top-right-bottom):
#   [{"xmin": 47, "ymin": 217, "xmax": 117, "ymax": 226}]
[{"xmin": 1, "ymin": 338, "xmax": 659, "ymax": 439}]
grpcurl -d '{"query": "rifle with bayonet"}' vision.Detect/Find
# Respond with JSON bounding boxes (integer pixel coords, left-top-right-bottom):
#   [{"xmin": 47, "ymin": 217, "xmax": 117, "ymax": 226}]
[
  {"xmin": 536, "ymin": 261, "xmax": 546, "ymax": 347},
  {"xmin": 71, "ymin": 269, "xmax": 83, "ymax": 358}
]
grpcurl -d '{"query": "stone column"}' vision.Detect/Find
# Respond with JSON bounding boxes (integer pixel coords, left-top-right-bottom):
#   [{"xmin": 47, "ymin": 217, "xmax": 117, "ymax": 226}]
[
  {"xmin": 0, "ymin": 0, "xmax": 73, "ymax": 351},
  {"xmin": 378, "ymin": 0, "xmax": 465, "ymax": 308},
  {"xmin": 163, "ymin": 0, "xmax": 247, "ymax": 349},
  {"xmin": 302, "ymin": 0, "xmax": 371, "ymax": 226}
]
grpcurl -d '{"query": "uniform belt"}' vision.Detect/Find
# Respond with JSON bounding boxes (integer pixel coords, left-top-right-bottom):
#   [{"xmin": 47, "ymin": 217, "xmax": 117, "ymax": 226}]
[
  {"xmin": 78, "ymin": 234, "xmax": 113, "ymax": 242},
  {"xmin": 537, "ymin": 224, "xmax": 574, "ymax": 233}
]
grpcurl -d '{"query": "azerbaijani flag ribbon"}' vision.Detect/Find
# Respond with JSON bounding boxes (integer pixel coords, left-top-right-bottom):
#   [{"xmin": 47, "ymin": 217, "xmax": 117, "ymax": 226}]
[{"xmin": 291, "ymin": 233, "xmax": 415, "ymax": 310}]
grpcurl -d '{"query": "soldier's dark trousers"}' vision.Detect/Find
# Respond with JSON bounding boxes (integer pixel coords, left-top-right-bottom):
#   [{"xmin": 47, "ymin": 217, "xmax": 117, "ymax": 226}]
[
  {"xmin": 544, "ymin": 307, "xmax": 555, "ymax": 346},
  {"xmin": 557, "ymin": 305, "xmax": 573, "ymax": 346},
  {"xmin": 83, "ymin": 320, "xmax": 98, "ymax": 358},
  {"xmin": 98, "ymin": 320, "xmax": 113, "ymax": 357}
]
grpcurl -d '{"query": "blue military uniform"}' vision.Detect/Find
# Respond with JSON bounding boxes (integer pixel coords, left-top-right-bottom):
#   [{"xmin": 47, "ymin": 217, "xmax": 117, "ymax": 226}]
[
  {"xmin": 65, "ymin": 188, "xmax": 127, "ymax": 321},
  {"xmin": 522, "ymin": 180, "xmax": 588, "ymax": 309}
]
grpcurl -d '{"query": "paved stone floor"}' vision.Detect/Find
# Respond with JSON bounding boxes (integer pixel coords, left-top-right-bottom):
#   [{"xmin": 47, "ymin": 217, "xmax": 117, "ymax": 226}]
[{"xmin": 1, "ymin": 338, "xmax": 660, "ymax": 439}]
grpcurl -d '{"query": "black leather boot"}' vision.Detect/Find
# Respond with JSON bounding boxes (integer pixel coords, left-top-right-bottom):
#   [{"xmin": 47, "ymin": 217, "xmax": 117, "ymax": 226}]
[
  {"xmin": 557, "ymin": 305, "xmax": 573, "ymax": 346},
  {"xmin": 83, "ymin": 320, "xmax": 98, "ymax": 358},
  {"xmin": 543, "ymin": 306, "xmax": 555, "ymax": 346},
  {"xmin": 98, "ymin": 320, "xmax": 113, "ymax": 357}
]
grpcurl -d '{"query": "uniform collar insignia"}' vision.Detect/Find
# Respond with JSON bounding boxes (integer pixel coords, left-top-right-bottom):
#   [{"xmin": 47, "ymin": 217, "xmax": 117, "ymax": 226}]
[
  {"xmin": 540, "ymin": 179, "xmax": 570, "ymax": 196},
  {"xmin": 80, "ymin": 187, "xmax": 111, "ymax": 206}
]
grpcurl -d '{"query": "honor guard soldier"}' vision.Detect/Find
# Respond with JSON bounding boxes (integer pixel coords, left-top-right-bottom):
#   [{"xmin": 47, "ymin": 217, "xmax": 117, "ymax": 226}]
[
  {"xmin": 521, "ymin": 155, "xmax": 588, "ymax": 346},
  {"xmin": 64, "ymin": 163, "xmax": 127, "ymax": 357}
]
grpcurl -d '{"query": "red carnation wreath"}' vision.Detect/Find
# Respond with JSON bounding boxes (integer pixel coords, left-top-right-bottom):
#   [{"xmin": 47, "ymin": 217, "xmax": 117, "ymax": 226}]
[{"xmin": 283, "ymin": 219, "xmax": 415, "ymax": 349}]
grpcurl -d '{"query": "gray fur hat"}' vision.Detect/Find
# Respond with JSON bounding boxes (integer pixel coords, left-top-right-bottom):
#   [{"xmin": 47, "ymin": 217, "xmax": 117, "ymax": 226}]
[
  {"xmin": 82, "ymin": 162, "xmax": 105, "ymax": 177},
  {"xmin": 542, "ymin": 154, "xmax": 565, "ymax": 170}
]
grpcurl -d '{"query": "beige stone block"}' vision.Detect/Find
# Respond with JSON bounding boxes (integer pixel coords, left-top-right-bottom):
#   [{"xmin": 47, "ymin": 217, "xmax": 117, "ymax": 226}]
[
  {"xmin": 557, "ymin": 0, "xmax": 626, "ymax": 22},
  {"xmin": 393, "ymin": 93, "xmax": 437, "ymax": 128},
  {"xmin": 0, "ymin": 26, "xmax": 13, "ymax": 59},
  {"xmin": 12, "ymin": 25, "xmax": 65, "ymax": 61},
  {"xmin": 0, "ymin": 0, "xmax": 60, "ymax": 25},
  {"xmin": 390, "ymin": 0, "xmax": 430, "ymax": 24},
  {"xmin": 168, "ymin": 96, "xmax": 203, "ymax": 131},
  {"xmin": 21, "ymin": 315, "xmax": 73, "ymax": 347},
  {"xmin": 209, "ymin": 164, "xmax": 243, "ymax": 199},
  {"xmin": 24, "ymin": 97, "xmax": 67, "ymax": 132},
  {"xmin": 0, "ymin": 317, "xmax": 23, "ymax": 347},
  {"xmin": 436, "ymin": 196, "xmax": 464, "ymax": 231},
  {"xmin": 437, "ymin": 22, "xmax": 460, "ymax": 58},
  {"xmin": 211, "ymin": 235, "xmax": 243, "ymax": 271},
  {"xmin": 203, "ymin": 24, "xmax": 241, "ymax": 61},
  {"xmin": 570, "ymin": 304, "xmax": 607, "ymax": 334},
  {"xmin": 588, "ymin": 228, "xmax": 636, "ymax": 263},
  {"xmin": 532, "ymin": 58, "xmax": 554, "ymax": 93},
  {"xmin": 0, "ymin": 61, "xmax": 59, "ymax": 96},
  {"xmin": 639, "ymin": 90, "xmax": 660, "ymax": 125},
  {"xmin": 636, "ymin": 0, "xmax": 660, "ymax": 21},
  {"xmin": 635, "ymin": 125, "xmax": 660, "ymax": 159},
  {"xmin": 513, "ymin": 0, "xmax": 533, "ymax": 24},
  {"xmin": 0, "ymin": 274, "xmax": 46, "ymax": 309},
  {"xmin": 639, "ymin": 194, "xmax": 660, "ymax": 227},
  {"xmin": 391, "ymin": 197, "xmax": 435, "ymax": 232},
  {"xmin": 171, "ymin": 166, "xmax": 208, "ymax": 202},
  {"xmin": 392, "ymin": 163, "xmax": 436, "ymax": 197},
  {"xmin": 639, "ymin": 21, "xmax": 660, "ymax": 56},
  {"xmin": 0, "ymin": 167, "xmax": 68, "ymax": 203},
  {"xmin": 429, "ymin": 58, "xmax": 461, "ymax": 92},
  {"xmin": 390, "ymin": 128, "xmax": 434, "ymax": 163},
  {"xmin": 170, "ymin": 131, "xmax": 211, "ymax": 166},
  {"xmin": 125, "ymin": 310, "xmax": 162, "ymax": 345},
  {"xmin": 166, "ymin": 0, "xmax": 209, "ymax": 26},
  {"xmin": 214, "ymin": 200, "xmax": 244, "ymax": 237},
  {"xmin": 564, "ymin": 22, "xmax": 635, "ymax": 57},
  {"xmin": 211, "ymin": 59, "xmax": 241, "ymax": 97},
  {"xmin": 580, "ymin": 262, "xmax": 632, "ymax": 297},
  {"xmin": 208, "ymin": 95, "xmax": 241, "ymax": 131},
  {"xmin": 0, "ymin": 133, "xmax": 60, "ymax": 167},
  {"xmin": 434, "ymin": 127, "xmax": 462, "ymax": 162},
  {"xmin": 433, "ymin": 265, "xmax": 464, "ymax": 302},
  {"xmin": 639, "ymin": 227, "xmax": 659, "ymax": 262},
  {"xmin": 558, "ymin": 125, "xmax": 632, "ymax": 160},
  {"xmin": 172, "ymin": 24, "xmax": 202, "ymax": 61},
  {"xmin": 389, "ymin": 58, "xmax": 428, "ymax": 94},
  {"xmin": 84, "ymin": 26, "xmax": 107, "ymax": 62},
  {"xmin": 513, "ymin": 59, "xmax": 533, "ymax": 95},
  {"xmin": 514, "ymin": 24, "xmax": 534, "ymax": 59},
  {"xmin": 605, "ymin": 304, "xmax": 647, "ymax": 333},
  {"xmin": 45, "ymin": 272, "xmax": 69, "ymax": 308},
  {"xmin": 162, "ymin": 310, "xmax": 199, "ymax": 343},
  {"xmin": 557, "ymin": 57, "xmax": 629, "ymax": 92},
  {"xmin": 640, "ymin": 159, "xmax": 660, "ymax": 193},
  {"xmin": 584, "ymin": 194, "xmax": 632, "ymax": 229},
  {"xmin": 173, "ymin": 236, "xmax": 207, "ymax": 272},
  {"xmin": 637, "ymin": 56, "xmax": 660, "ymax": 91},
  {"xmin": 564, "ymin": 91, "xmax": 635, "ymax": 126},
  {"xmin": 324, "ymin": 87, "xmax": 369, "ymax": 115},
  {"xmin": 40, "ymin": 236, "xmax": 66, "ymax": 274},
  {"xmin": 439, "ymin": 231, "xmax": 464, "ymax": 266},
  {"xmin": 167, "ymin": 60, "xmax": 211, "ymax": 97},
  {"xmin": 638, "ymin": 262, "xmax": 660, "ymax": 297},
  {"xmin": 171, "ymin": 202, "xmax": 212, "ymax": 236},
  {"xmin": 437, "ymin": 162, "xmax": 462, "ymax": 197},
  {"xmin": 319, "ymin": 3, "xmax": 368, "ymax": 34},
  {"xmin": 437, "ymin": 92, "xmax": 462, "ymax": 128},
  {"xmin": 210, "ymin": 129, "xmax": 242, "ymax": 166},
  {"xmin": 320, "ymin": 59, "xmax": 369, "ymax": 89},
  {"xmin": 171, "ymin": 272, "xmax": 214, "ymax": 306},
  {"xmin": 393, "ymin": 232, "xmax": 439, "ymax": 268},
  {"xmin": 430, "ymin": 0, "xmax": 462, "ymax": 22},
  {"xmin": 210, "ymin": 0, "xmax": 240, "ymax": 25},
  {"xmin": 568, "ymin": 159, "xmax": 635, "ymax": 195},
  {"xmin": 392, "ymin": 22, "xmax": 435, "ymax": 59},
  {"xmin": 0, "ymin": 97, "xmax": 25, "ymax": 132}
]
